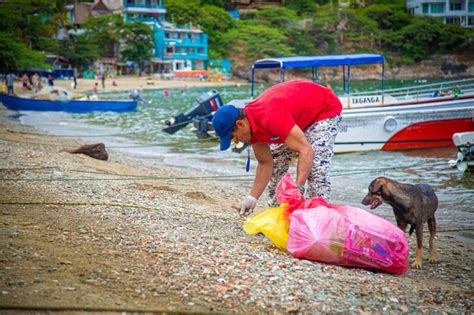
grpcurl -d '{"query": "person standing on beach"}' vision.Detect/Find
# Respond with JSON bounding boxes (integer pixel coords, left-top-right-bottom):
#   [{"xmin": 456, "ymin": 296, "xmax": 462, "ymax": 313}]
[
  {"xmin": 212, "ymin": 80, "xmax": 342, "ymax": 216},
  {"xmin": 21, "ymin": 74, "xmax": 29, "ymax": 90},
  {"xmin": 32, "ymin": 73, "xmax": 41, "ymax": 92},
  {"xmin": 5, "ymin": 72, "xmax": 16, "ymax": 95},
  {"xmin": 47, "ymin": 74, "xmax": 54, "ymax": 87},
  {"xmin": 72, "ymin": 74, "xmax": 77, "ymax": 89},
  {"xmin": 101, "ymin": 73, "xmax": 106, "ymax": 89}
]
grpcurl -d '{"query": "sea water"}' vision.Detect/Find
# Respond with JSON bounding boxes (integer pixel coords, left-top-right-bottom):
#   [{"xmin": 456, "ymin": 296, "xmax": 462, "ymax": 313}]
[{"xmin": 18, "ymin": 81, "xmax": 473, "ymax": 230}]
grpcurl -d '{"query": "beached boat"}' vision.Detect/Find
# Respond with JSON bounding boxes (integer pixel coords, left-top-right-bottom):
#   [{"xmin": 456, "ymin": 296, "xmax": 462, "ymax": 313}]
[
  {"xmin": 163, "ymin": 54, "xmax": 474, "ymax": 153},
  {"xmin": 0, "ymin": 92, "xmax": 137, "ymax": 113}
]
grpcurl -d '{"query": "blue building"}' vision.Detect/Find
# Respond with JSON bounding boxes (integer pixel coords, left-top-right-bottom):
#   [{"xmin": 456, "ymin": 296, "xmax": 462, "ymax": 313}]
[{"xmin": 123, "ymin": 0, "xmax": 208, "ymax": 74}]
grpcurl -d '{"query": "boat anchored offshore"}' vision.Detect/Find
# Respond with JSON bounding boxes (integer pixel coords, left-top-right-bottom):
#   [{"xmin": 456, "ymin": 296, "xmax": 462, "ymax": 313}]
[{"xmin": 162, "ymin": 54, "xmax": 474, "ymax": 153}]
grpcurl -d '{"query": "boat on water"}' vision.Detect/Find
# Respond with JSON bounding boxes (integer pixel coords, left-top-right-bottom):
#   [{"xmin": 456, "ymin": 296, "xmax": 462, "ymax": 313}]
[
  {"xmin": 163, "ymin": 53, "xmax": 474, "ymax": 153},
  {"xmin": 0, "ymin": 91, "xmax": 137, "ymax": 113}
]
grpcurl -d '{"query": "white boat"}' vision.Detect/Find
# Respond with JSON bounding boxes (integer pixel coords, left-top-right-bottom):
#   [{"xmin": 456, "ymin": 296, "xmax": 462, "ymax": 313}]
[
  {"xmin": 235, "ymin": 54, "xmax": 474, "ymax": 153},
  {"xmin": 163, "ymin": 54, "xmax": 474, "ymax": 153}
]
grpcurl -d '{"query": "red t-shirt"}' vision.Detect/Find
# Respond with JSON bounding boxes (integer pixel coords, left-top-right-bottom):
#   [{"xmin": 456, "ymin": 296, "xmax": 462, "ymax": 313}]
[{"xmin": 244, "ymin": 80, "xmax": 342, "ymax": 144}]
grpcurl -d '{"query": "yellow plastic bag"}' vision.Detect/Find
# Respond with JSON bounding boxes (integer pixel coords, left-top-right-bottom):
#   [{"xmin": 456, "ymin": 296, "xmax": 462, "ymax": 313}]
[
  {"xmin": 243, "ymin": 203, "xmax": 289, "ymax": 251},
  {"xmin": 1, "ymin": 83, "xmax": 7, "ymax": 93}
]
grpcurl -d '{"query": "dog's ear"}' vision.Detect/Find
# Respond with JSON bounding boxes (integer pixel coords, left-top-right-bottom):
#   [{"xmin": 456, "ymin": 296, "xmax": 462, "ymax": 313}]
[{"xmin": 371, "ymin": 180, "xmax": 384, "ymax": 194}]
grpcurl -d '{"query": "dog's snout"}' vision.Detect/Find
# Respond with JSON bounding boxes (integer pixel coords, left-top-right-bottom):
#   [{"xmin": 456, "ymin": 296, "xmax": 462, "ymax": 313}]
[{"xmin": 361, "ymin": 194, "xmax": 372, "ymax": 205}]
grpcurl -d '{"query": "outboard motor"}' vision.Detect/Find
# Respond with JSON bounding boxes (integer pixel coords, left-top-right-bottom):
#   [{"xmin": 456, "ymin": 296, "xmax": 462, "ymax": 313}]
[
  {"xmin": 162, "ymin": 90, "xmax": 222, "ymax": 136},
  {"xmin": 452, "ymin": 132, "xmax": 474, "ymax": 172}
]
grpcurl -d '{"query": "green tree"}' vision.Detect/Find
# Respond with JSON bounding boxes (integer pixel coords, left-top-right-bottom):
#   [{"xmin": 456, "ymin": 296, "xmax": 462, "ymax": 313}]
[
  {"xmin": 197, "ymin": 5, "xmax": 234, "ymax": 59},
  {"xmin": 200, "ymin": 0, "xmax": 225, "ymax": 7},
  {"xmin": 285, "ymin": 0, "xmax": 318, "ymax": 16},
  {"xmin": 82, "ymin": 15, "xmax": 124, "ymax": 58},
  {"xmin": 252, "ymin": 7, "xmax": 299, "ymax": 32},
  {"xmin": 0, "ymin": 0, "xmax": 65, "ymax": 70},
  {"xmin": 363, "ymin": 4, "xmax": 411, "ymax": 31},
  {"xmin": 226, "ymin": 23, "xmax": 293, "ymax": 59},
  {"xmin": 165, "ymin": 0, "xmax": 200, "ymax": 26},
  {"xmin": 438, "ymin": 24, "xmax": 469, "ymax": 53},
  {"xmin": 392, "ymin": 17, "xmax": 444, "ymax": 61},
  {"xmin": 119, "ymin": 22, "xmax": 155, "ymax": 64},
  {"xmin": 57, "ymin": 32, "xmax": 101, "ymax": 68},
  {"xmin": 0, "ymin": 32, "xmax": 47, "ymax": 72}
]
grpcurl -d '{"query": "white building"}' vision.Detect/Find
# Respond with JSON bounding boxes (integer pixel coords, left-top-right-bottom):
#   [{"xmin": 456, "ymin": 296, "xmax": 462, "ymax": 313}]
[{"xmin": 406, "ymin": 0, "xmax": 474, "ymax": 27}]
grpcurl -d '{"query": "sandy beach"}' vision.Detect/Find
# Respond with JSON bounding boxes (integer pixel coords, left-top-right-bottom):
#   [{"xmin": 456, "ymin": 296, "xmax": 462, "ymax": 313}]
[
  {"xmin": 0, "ymin": 105, "xmax": 473, "ymax": 313},
  {"xmin": 12, "ymin": 75, "xmax": 244, "ymax": 96}
]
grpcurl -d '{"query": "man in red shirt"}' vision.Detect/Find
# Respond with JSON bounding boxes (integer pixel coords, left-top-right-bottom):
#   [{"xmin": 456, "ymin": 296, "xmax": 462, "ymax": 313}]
[{"xmin": 212, "ymin": 80, "xmax": 342, "ymax": 216}]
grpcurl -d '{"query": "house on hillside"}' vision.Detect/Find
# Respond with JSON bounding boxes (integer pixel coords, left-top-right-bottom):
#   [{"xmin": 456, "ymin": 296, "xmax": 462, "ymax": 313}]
[
  {"xmin": 123, "ymin": 0, "xmax": 208, "ymax": 75},
  {"xmin": 406, "ymin": 0, "xmax": 474, "ymax": 27},
  {"xmin": 65, "ymin": 0, "xmax": 208, "ymax": 76}
]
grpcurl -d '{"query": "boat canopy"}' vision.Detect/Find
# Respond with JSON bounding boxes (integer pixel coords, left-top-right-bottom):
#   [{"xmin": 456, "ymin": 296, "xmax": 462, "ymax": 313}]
[
  {"xmin": 250, "ymin": 53, "xmax": 385, "ymax": 97},
  {"xmin": 253, "ymin": 54, "xmax": 384, "ymax": 69}
]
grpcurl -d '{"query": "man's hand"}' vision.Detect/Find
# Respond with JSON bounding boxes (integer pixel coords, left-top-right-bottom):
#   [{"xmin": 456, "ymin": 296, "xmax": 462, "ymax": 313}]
[{"xmin": 239, "ymin": 195, "xmax": 258, "ymax": 216}]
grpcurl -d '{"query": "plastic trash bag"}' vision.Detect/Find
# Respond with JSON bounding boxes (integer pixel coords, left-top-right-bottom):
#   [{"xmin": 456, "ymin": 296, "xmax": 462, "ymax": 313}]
[
  {"xmin": 243, "ymin": 203, "xmax": 289, "ymax": 251},
  {"xmin": 279, "ymin": 173, "xmax": 409, "ymax": 274}
]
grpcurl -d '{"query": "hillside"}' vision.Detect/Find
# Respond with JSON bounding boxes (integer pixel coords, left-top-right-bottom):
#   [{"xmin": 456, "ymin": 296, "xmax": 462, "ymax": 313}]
[{"xmin": 167, "ymin": 0, "xmax": 474, "ymax": 80}]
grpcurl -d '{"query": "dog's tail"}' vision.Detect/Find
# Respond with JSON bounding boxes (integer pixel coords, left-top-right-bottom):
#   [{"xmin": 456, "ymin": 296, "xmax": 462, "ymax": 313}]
[{"xmin": 409, "ymin": 224, "xmax": 416, "ymax": 236}]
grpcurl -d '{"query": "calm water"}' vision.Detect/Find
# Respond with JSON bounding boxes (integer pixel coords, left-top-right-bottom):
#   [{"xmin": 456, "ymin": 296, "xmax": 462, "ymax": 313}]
[{"xmin": 19, "ymin": 81, "xmax": 473, "ymax": 229}]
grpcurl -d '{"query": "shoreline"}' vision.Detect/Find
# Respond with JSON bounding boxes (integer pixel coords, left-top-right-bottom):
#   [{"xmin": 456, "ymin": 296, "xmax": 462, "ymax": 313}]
[
  {"xmin": 11, "ymin": 76, "xmax": 246, "ymax": 96},
  {"xmin": 0, "ymin": 106, "xmax": 472, "ymax": 313}
]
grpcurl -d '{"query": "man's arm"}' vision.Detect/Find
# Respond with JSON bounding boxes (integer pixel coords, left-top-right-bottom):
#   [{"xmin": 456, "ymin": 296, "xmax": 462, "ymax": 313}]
[
  {"xmin": 249, "ymin": 141, "xmax": 273, "ymax": 199},
  {"xmin": 284, "ymin": 125, "xmax": 314, "ymax": 186}
]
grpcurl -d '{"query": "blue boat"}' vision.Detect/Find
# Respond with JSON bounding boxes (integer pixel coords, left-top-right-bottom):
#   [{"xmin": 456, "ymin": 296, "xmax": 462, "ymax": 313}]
[{"xmin": 0, "ymin": 93, "xmax": 137, "ymax": 113}]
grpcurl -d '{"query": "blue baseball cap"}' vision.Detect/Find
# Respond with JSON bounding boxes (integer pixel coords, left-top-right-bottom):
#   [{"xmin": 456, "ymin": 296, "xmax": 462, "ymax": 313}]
[{"xmin": 212, "ymin": 105, "xmax": 238, "ymax": 151}]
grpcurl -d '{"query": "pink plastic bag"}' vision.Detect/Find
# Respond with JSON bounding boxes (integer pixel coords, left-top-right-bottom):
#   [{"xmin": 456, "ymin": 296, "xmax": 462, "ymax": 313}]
[{"xmin": 277, "ymin": 173, "xmax": 409, "ymax": 274}]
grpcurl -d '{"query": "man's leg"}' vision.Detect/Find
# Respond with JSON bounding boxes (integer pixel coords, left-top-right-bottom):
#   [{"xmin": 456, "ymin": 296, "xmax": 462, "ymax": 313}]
[
  {"xmin": 305, "ymin": 116, "xmax": 342, "ymax": 200},
  {"xmin": 267, "ymin": 143, "xmax": 293, "ymax": 206}
]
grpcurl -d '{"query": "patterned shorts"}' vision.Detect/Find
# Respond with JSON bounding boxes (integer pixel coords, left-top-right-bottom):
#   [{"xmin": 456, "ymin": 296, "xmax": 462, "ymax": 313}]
[{"xmin": 267, "ymin": 115, "xmax": 342, "ymax": 205}]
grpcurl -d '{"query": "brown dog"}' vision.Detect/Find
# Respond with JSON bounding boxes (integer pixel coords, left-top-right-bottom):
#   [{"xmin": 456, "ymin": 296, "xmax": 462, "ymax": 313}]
[{"xmin": 362, "ymin": 177, "xmax": 438, "ymax": 269}]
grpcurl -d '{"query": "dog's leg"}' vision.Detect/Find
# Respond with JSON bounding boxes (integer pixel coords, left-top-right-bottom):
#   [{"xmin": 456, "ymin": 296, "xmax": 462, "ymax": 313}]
[
  {"xmin": 396, "ymin": 218, "xmax": 408, "ymax": 233},
  {"xmin": 412, "ymin": 224, "xmax": 423, "ymax": 269},
  {"xmin": 427, "ymin": 216, "xmax": 438, "ymax": 264}
]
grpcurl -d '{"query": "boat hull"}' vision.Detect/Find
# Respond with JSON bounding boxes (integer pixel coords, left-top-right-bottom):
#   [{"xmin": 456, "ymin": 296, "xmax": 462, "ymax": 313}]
[
  {"xmin": 0, "ymin": 93, "xmax": 137, "ymax": 113},
  {"xmin": 336, "ymin": 97, "xmax": 474, "ymax": 153}
]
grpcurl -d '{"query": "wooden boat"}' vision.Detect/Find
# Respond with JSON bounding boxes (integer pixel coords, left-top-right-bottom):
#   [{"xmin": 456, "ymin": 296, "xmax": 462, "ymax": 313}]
[
  {"xmin": 164, "ymin": 54, "xmax": 474, "ymax": 153},
  {"xmin": 0, "ymin": 92, "xmax": 137, "ymax": 113}
]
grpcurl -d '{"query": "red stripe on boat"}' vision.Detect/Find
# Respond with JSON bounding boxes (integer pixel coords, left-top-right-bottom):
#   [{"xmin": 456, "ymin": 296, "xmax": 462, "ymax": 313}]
[{"xmin": 382, "ymin": 118, "xmax": 474, "ymax": 150}]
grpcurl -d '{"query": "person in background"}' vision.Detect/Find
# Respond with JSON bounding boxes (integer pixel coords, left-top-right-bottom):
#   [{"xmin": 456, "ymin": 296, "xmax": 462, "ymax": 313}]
[
  {"xmin": 32, "ymin": 73, "xmax": 41, "ymax": 92},
  {"xmin": 5, "ymin": 72, "xmax": 16, "ymax": 95},
  {"xmin": 73, "ymin": 75, "xmax": 77, "ymax": 89},
  {"xmin": 101, "ymin": 72, "xmax": 106, "ymax": 89},
  {"xmin": 21, "ymin": 73, "xmax": 30, "ymax": 90},
  {"xmin": 212, "ymin": 80, "xmax": 342, "ymax": 216},
  {"xmin": 47, "ymin": 74, "xmax": 54, "ymax": 87},
  {"xmin": 129, "ymin": 89, "xmax": 149, "ymax": 103}
]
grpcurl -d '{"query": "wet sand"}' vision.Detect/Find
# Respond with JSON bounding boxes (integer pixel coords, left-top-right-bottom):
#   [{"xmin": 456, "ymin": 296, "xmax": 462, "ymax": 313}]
[{"xmin": 0, "ymin": 107, "xmax": 472, "ymax": 313}]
